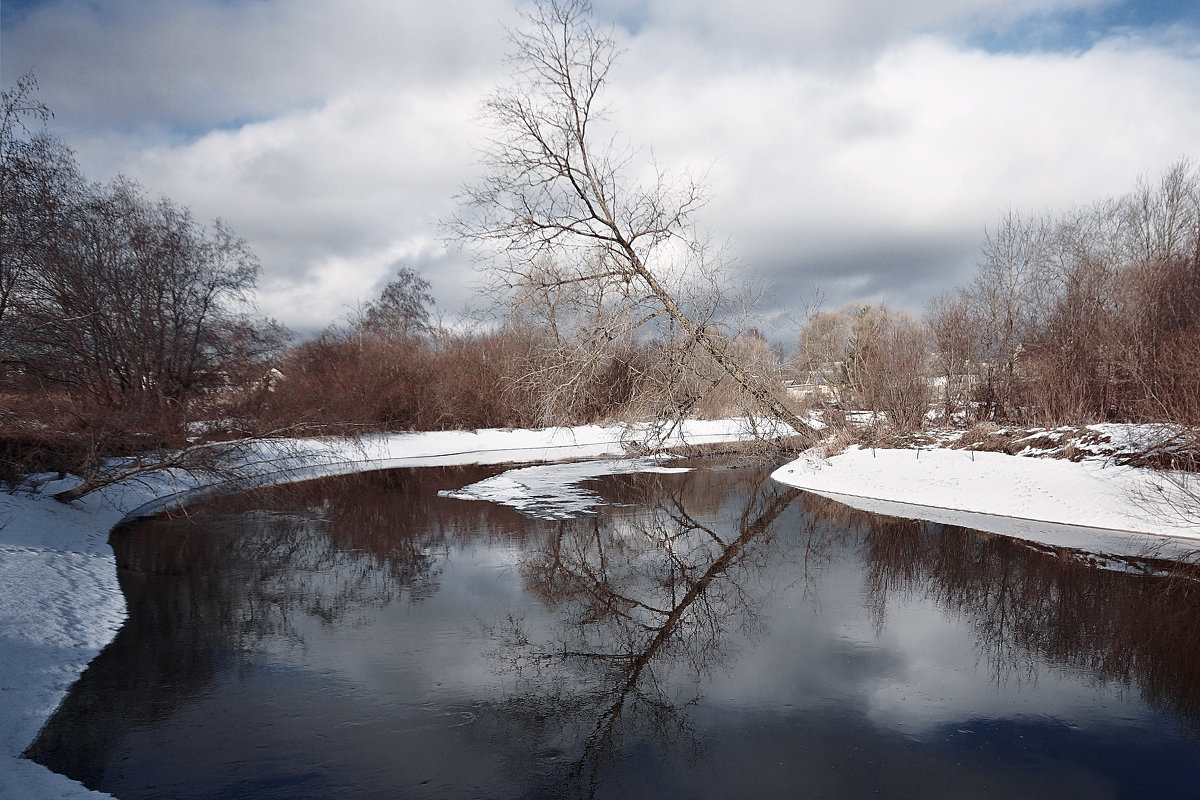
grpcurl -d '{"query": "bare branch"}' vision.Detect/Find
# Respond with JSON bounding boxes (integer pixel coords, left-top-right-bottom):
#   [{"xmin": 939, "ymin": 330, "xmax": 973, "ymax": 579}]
[{"xmin": 452, "ymin": 0, "xmax": 815, "ymax": 441}]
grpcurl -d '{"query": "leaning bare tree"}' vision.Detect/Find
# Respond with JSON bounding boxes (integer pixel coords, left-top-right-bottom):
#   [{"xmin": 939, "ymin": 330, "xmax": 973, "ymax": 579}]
[{"xmin": 450, "ymin": 0, "xmax": 815, "ymax": 442}]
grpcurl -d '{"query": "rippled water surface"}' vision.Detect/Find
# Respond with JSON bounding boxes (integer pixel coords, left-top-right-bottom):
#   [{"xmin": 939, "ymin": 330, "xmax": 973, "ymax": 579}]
[{"xmin": 27, "ymin": 462, "xmax": 1200, "ymax": 798}]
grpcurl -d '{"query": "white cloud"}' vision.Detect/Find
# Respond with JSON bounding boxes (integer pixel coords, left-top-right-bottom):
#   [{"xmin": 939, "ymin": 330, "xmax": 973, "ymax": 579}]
[
  {"xmin": 604, "ymin": 0, "xmax": 1121, "ymax": 60},
  {"xmin": 4, "ymin": 0, "xmax": 1197, "ymax": 335},
  {"xmin": 608, "ymin": 28, "xmax": 1200, "ymax": 314},
  {"xmin": 116, "ymin": 82, "xmax": 486, "ymax": 330},
  {"xmin": 4, "ymin": 0, "xmax": 515, "ymax": 131}
]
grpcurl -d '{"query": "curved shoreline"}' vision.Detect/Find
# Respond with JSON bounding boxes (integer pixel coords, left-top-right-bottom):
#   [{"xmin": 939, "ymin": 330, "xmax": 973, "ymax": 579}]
[
  {"xmin": 4, "ymin": 421, "xmax": 1195, "ymax": 798},
  {"xmin": 772, "ymin": 446, "xmax": 1199, "ymax": 556},
  {"xmin": 783, "ymin": 486, "xmax": 1199, "ymax": 560},
  {"xmin": 0, "ymin": 420, "xmax": 764, "ymax": 799}
]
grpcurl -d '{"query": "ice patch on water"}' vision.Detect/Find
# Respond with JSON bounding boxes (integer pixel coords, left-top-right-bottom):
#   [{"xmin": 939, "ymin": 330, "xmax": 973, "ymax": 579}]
[{"xmin": 439, "ymin": 457, "xmax": 690, "ymax": 519}]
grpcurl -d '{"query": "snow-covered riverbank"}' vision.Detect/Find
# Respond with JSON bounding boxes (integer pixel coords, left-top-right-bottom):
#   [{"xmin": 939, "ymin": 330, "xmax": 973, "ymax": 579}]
[
  {"xmin": 771, "ymin": 445, "xmax": 1199, "ymax": 559},
  {"xmin": 2, "ymin": 420, "xmax": 1196, "ymax": 798},
  {"xmin": 0, "ymin": 420, "xmax": 755, "ymax": 799}
]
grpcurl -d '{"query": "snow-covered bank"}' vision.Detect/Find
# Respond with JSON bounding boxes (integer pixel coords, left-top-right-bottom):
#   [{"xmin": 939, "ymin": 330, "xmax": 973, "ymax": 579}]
[
  {"xmin": 772, "ymin": 445, "xmax": 1200, "ymax": 558},
  {"xmin": 0, "ymin": 420, "xmax": 761, "ymax": 800},
  {"xmin": 5, "ymin": 418, "xmax": 1197, "ymax": 798},
  {"xmin": 118, "ymin": 419, "xmax": 764, "ymax": 520}
]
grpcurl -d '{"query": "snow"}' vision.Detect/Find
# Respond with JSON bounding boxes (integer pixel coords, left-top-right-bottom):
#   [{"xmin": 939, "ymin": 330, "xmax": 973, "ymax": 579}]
[
  {"xmin": 772, "ymin": 445, "xmax": 1200, "ymax": 559},
  {"xmin": 3, "ymin": 418, "xmax": 1197, "ymax": 798},
  {"xmin": 439, "ymin": 457, "xmax": 691, "ymax": 519}
]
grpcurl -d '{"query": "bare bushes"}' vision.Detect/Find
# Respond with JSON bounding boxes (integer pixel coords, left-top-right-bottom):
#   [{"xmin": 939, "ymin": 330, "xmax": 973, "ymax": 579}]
[
  {"xmin": 254, "ymin": 319, "xmax": 674, "ymax": 435},
  {"xmin": 462, "ymin": 325, "xmax": 788, "ymax": 430},
  {"xmin": 255, "ymin": 328, "xmax": 544, "ymax": 433},
  {"xmin": 859, "ymin": 313, "xmax": 931, "ymax": 433},
  {"xmin": 507, "ymin": 322, "xmax": 662, "ymax": 428},
  {"xmin": 1113, "ymin": 251, "xmax": 1200, "ymax": 425},
  {"xmin": 257, "ymin": 318, "xmax": 798, "ymax": 437},
  {"xmin": 0, "ymin": 379, "xmax": 213, "ymax": 490},
  {"xmin": 795, "ymin": 304, "xmax": 931, "ymax": 434},
  {"xmin": 255, "ymin": 335, "xmax": 422, "ymax": 432}
]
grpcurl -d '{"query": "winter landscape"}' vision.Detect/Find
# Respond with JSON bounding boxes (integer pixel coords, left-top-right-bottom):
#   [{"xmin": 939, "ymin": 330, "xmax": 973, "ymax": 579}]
[{"xmin": 3, "ymin": 0, "xmax": 1199, "ymax": 797}]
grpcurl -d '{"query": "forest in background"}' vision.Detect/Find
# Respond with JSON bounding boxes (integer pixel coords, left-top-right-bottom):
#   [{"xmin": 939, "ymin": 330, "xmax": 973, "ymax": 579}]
[
  {"xmin": 2, "ymin": 65, "xmax": 1198, "ymax": 489},
  {"xmin": 797, "ymin": 159, "xmax": 1200, "ymax": 432}
]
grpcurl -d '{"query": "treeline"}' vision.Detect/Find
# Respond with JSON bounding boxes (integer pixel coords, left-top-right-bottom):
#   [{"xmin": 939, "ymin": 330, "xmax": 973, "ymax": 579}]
[
  {"xmin": 3, "ymin": 72, "xmax": 1198, "ymax": 485},
  {"xmin": 1, "ymin": 77, "xmax": 680, "ymax": 481},
  {"xmin": 795, "ymin": 160, "xmax": 1200, "ymax": 431},
  {"xmin": 2, "ymin": 77, "xmax": 283, "ymax": 479},
  {"xmin": 261, "ymin": 267, "xmax": 771, "ymax": 435}
]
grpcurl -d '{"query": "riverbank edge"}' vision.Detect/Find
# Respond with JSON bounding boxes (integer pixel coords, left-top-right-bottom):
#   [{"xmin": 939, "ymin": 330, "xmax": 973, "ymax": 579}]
[
  {"xmin": 2, "ymin": 420, "xmax": 767, "ymax": 799},
  {"xmin": 3, "ymin": 419, "xmax": 1195, "ymax": 798}
]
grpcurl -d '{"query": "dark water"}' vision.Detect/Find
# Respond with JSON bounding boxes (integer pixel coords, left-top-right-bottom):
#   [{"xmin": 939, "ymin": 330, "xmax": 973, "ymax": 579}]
[{"xmin": 26, "ymin": 461, "xmax": 1200, "ymax": 799}]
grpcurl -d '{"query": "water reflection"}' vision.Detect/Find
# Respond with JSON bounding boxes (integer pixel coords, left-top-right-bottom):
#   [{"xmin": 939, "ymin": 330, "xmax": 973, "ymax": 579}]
[
  {"xmin": 484, "ymin": 472, "xmax": 1200, "ymax": 797},
  {"xmin": 25, "ymin": 462, "xmax": 1200, "ymax": 799},
  {"xmin": 842, "ymin": 501, "xmax": 1200, "ymax": 725},
  {"xmin": 26, "ymin": 465, "xmax": 531, "ymax": 792},
  {"xmin": 117, "ymin": 465, "xmax": 523, "ymax": 641},
  {"xmin": 479, "ymin": 471, "xmax": 801, "ymax": 796}
]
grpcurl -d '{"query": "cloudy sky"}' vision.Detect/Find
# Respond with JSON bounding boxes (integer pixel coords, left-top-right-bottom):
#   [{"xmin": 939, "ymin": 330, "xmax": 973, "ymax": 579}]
[{"xmin": 3, "ymin": 0, "xmax": 1197, "ymax": 338}]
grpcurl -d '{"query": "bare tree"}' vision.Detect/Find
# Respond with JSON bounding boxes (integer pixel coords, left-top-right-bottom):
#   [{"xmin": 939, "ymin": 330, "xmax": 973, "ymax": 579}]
[
  {"xmin": 1114, "ymin": 160, "xmax": 1200, "ymax": 421},
  {"xmin": 1021, "ymin": 201, "xmax": 1124, "ymax": 422},
  {"xmin": 484, "ymin": 473, "xmax": 801, "ymax": 794},
  {"xmin": 945, "ymin": 162, "xmax": 1198, "ymax": 427},
  {"xmin": 1014, "ymin": 161, "xmax": 1200, "ymax": 425},
  {"xmin": 14, "ymin": 176, "xmax": 262, "ymax": 415},
  {"xmin": 497, "ymin": 251, "xmax": 658, "ymax": 425},
  {"xmin": 829, "ymin": 304, "xmax": 930, "ymax": 432},
  {"xmin": 861, "ymin": 309, "xmax": 931, "ymax": 433},
  {"xmin": 841, "ymin": 304, "xmax": 884, "ymax": 408},
  {"xmin": 964, "ymin": 209, "xmax": 1052, "ymax": 420},
  {"xmin": 451, "ymin": 0, "xmax": 815, "ymax": 441},
  {"xmin": 1, "ymin": 76, "xmax": 301, "ymax": 500},
  {"xmin": 924, "ymin": 290, "xmax": 973, "ymax": 422},
  {"xmin": 1, "ymin": 73, "xmax": 83, "ymax": 362},
  {"xmin": 792, "ymin": 301, "xmax": 932, "ymax": 432},
  {"xmin": 794, "ymin": 303, "xmax": 855, "ymax": 398},
  {"xmin": 360, "ymin": 265, "xmax": 435, "ymax": 340},
  {"xmin": 1123, "ymin": 158, "xmax": 1199, "ymax": 268}
]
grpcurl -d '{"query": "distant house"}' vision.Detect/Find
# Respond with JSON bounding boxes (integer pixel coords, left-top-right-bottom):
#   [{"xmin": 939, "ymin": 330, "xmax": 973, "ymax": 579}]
[{"xmin": 784, "ymin": 380, "xmax": 840, "ymax": 403}]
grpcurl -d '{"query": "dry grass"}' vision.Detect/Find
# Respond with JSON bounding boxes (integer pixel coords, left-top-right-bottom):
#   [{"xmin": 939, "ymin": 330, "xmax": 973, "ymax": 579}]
[
  {"xmin": 657, "ymin": 436, "xmax": 807, "ymax": 465},
  {"xmin": 1056, "ymin": 442, "xmax": 1084, "ymax": 462},
  {"xmin": 952, "ymin": 423, "xmax": 1018, "ymax": 453},
  {"xmin": 811, "ymin": 425, "xmax": 870, "ymax": 458}
]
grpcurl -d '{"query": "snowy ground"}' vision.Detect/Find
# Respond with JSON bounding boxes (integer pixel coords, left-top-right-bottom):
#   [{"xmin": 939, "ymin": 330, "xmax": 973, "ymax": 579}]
[
  {"xmin": 3, "ymin": 418, "xmax": 1197, "ymax": 798},
  {"xmin": 771, "ymin": 425, "xmax": 1200, "ymax": 559}
]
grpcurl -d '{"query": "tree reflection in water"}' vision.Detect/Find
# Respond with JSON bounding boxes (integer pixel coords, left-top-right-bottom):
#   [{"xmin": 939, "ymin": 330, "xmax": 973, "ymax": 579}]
[
  {"xmin": 25, "ymin": 465, "xmax": 533, "ymax": 788},
  {"xmin": 24, "ymin": 461, "xmax": 1200, "ymax": 799},
  {"xmin": 481, "ymin": 471, "xmax": 1200, "ymax": 796},
  {"xmin": 477, "ymin": 469, "xmax": 807, "ymax": 796},
  {"xmin": 114, "ymin": 466, "xmax": 507, "ymax": 644},
  {"xmin": 842, "ymin": 500, "xmax": 1200, "ymax": 726}
]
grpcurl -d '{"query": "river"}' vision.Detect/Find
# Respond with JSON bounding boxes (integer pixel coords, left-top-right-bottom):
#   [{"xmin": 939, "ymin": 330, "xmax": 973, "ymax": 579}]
[{"xmin": 26, "ymin": 460, "xmax": 1200, "ymax": 798}]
